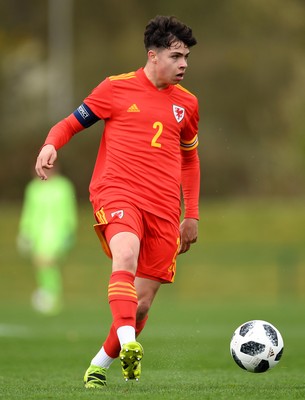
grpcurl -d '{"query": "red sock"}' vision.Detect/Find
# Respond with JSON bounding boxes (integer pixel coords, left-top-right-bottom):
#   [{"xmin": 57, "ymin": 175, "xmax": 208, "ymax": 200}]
[
  {"xmin": 103, "ymin": 323, "xmax": 120, "ymax": 358},
  {"xmin": 104, "ymin": 272, "xmax": 150, "ymax": 359},
  {"xmin": 108, "ymin": 270, "xmax": 138, "ymax": 330},
  {"xmin": 103, "ymin": 271, "xmax": 137, "ymax": 359},
  {"xmin": 136, "ymin": 314, "xmax": 148, "ymax": 337}
]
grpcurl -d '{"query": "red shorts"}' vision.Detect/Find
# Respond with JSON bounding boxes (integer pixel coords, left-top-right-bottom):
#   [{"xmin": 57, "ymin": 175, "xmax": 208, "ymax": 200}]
[{"xmin": 94, "ymin": 200, "xmax": 180, "ymax": 283}]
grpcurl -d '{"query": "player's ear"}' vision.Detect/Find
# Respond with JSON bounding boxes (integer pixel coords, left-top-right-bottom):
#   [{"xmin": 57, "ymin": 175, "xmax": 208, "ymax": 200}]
[{"xmin": 148, "ymin": 50, "xmax": 157, "ymax": 64}]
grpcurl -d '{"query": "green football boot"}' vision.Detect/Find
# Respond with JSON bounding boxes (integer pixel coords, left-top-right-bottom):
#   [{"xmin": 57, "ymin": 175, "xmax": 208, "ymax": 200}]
[
  {"xmin": 84, "ymin": 365, "xmax": 107, "ymax": 388},
  {"xmin": 119, "ymin": 341, "xmax": 144, "ymax": 381}
]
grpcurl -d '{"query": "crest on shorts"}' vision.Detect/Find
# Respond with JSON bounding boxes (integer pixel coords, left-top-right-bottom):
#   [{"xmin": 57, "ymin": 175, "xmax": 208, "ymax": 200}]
[
  {"xmin": 111, "ymin": 210, "xmax": 124, "ymax": 219},
  {"xmin": 173, "ymin": 105, "xmax": 185, "ymax": 123}
]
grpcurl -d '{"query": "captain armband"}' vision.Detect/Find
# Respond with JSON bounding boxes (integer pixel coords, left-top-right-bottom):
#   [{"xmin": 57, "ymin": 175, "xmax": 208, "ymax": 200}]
[{"xmin": 73, "ymin": 103, "xmax": 100, "ymax": 128}]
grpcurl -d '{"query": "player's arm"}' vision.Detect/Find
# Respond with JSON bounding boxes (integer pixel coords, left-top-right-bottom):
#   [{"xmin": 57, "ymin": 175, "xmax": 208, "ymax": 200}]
[
  {"xmin": 179, "ymin": 147, "xmax": 200, "ymax": 254},
  {"xmin": 35, "ymin": 103, "xmax": 100, "ymax": 180}
]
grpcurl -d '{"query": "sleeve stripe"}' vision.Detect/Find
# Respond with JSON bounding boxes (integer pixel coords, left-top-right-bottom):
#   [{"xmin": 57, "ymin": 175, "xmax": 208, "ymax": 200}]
[
  {"xmin": 109, "ymin": 72, "xmax": 136, "ymax": 81},
  {"xmin": 180, "ymin": 135, "xmax": 199, "ymax": 151}
]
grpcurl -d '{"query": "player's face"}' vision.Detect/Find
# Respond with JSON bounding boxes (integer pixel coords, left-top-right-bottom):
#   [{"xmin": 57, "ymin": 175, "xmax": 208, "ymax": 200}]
[{"xmin": 153, "ymin": 41, "xmax": 190, "ymax": 88}]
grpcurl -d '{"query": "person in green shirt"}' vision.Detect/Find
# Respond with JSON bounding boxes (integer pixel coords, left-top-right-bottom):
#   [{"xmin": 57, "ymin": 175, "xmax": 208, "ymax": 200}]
[{"xmin": 18, "ymin": 167, "xmax": 78, "ymax": 315}]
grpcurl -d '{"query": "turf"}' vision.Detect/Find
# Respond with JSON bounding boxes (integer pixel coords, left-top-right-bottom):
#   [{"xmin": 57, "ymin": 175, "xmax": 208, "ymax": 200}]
[{"xmin": 0, "ymin": 200, "xmax": 304, "ymax": 399}]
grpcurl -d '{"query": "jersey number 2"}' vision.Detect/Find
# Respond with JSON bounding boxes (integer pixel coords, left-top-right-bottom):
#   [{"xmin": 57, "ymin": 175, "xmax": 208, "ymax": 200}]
[{"xmin": 151, "ymin": 122, "xmax": 163, "ymax": 148}]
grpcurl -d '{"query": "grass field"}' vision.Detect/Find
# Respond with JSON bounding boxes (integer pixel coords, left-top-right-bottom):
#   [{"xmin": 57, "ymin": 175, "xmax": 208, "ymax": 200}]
[{"xmin": 1, "ymin": 200, "xmax": 305, "ymax": 399}]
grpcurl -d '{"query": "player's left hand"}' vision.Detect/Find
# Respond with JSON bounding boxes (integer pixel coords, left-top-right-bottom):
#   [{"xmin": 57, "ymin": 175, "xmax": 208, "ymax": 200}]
[{"xmin": 179, "ymin": 218, "xmax": 198, "ymax": 254}]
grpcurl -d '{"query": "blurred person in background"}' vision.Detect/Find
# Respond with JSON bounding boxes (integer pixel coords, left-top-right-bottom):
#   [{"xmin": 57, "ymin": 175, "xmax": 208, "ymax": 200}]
[
  {"xmin": 35, "ymin": 15, "xmax": 200, "ymax": 387},
  {"xmin": 17, "ymin": 165, "xmax": 78, "ymax": 315}
]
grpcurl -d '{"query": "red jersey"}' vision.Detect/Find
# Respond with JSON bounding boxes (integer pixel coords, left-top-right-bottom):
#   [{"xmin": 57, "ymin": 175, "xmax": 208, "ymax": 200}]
[{"xmin": 84, "ymin": 68, "xmax": 199, "ymax": 225}]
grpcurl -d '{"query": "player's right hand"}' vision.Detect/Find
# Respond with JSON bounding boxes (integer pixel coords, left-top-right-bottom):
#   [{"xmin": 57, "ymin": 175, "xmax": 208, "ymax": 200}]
[{"xmin": 35, "ymin": 144, "xmax": 57, "ymax": 180}]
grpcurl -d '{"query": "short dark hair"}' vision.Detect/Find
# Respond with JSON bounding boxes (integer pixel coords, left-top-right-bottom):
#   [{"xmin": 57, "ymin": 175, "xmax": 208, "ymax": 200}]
[{"xmin": 144, "ymin": 15, "xmax": 197, "ymax": 51}]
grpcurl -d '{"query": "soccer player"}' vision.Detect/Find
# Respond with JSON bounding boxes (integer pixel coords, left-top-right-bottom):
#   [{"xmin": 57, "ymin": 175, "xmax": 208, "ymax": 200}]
[
  {"xmin": 35, "ymin": 15, "xmax": 200, "ymax": 386},
  {"xmin": 18, "ymin": 166, "xmax": 77, "ymax": 315}
]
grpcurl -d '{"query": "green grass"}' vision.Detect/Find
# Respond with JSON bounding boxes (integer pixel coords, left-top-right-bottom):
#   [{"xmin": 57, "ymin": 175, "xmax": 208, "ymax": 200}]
[
  {"xmin": 1, "ymin": 301, "xmax": 305, "ymax": 399},
  {"xmin": 0, "ymin": 199, "xmax": 305, "ymax": 399}
]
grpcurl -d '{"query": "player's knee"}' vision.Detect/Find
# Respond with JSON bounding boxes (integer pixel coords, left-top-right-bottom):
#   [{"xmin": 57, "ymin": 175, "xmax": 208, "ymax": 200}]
[{"xmin": 112, "ymin": 247, "xmax": 138, "ymax": 272}]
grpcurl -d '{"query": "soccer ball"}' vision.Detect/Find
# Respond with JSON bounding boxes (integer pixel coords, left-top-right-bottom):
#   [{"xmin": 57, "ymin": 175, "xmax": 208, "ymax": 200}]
[{"xmin": 230, "ymin": 320, "xmax": 284, "ymax": 373}]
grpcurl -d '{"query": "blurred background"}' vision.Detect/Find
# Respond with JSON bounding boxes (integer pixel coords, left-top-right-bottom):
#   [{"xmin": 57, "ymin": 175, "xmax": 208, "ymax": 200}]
[{"xmin": 0, "ymin": 0, "xmax": 304, "ymax": 307}]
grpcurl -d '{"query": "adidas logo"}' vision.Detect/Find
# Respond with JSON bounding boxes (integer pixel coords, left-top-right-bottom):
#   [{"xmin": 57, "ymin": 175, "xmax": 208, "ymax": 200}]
[{"xmin": 127, "ymin": 103, "xmax": 140, "ymax": 112}]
